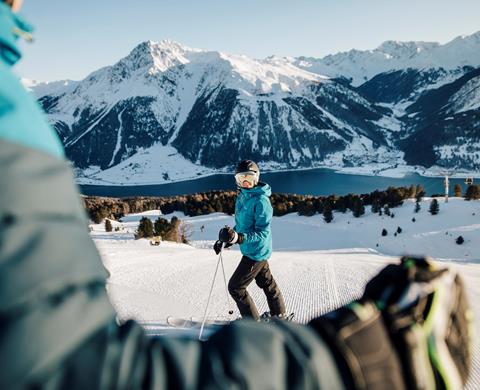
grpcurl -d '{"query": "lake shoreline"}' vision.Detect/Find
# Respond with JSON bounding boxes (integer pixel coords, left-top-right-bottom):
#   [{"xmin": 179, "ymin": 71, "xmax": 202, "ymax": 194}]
[
  {"xmin": 77, "ymin": 164, "xmax": 480, "ymax": 188},
  {"xmin": 79, "ymin": 168, "xmax": 476, "ymax": 198}
]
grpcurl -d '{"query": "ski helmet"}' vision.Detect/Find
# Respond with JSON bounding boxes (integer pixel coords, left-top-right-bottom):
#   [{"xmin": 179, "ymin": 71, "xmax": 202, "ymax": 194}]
[
  {"xmin": 235, "ymin": 160, "xmax": 260, "ymax": 187},
  {"xmin": 235, "ymin": 160, "xmax": 259, "ymax": 175}
]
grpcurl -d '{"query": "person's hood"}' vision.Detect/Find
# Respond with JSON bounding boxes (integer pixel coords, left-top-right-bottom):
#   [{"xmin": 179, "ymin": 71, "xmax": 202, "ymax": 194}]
[
  {"xmin": 240, "ymin": 182, "xmax": 272, "ymax": 197},
  {"xmin": 0, "ymin": 2, "xmax": 33, "ymax": 66}
]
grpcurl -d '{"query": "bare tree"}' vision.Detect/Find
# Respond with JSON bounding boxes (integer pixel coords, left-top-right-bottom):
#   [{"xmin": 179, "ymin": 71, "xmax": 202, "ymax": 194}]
[{"xmin": 179, "ymin": 221, "xmax": 194, "ymax": 244}]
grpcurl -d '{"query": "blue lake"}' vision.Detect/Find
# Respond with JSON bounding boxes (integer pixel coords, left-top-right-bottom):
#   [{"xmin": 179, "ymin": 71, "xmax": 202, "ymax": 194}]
[{"xmin": 79, "ymin": 168, "xmax": 470, "ymax": 197}]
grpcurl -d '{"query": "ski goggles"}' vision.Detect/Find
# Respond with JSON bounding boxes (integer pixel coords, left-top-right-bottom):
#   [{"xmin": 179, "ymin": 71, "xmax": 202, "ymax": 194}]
[{"xmin": 235, "ymin": 171, "xmax": 259, "ymax": 187}]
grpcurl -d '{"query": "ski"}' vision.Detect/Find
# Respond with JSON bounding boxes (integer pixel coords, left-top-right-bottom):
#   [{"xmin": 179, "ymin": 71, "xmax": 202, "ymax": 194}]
[
  {"xmin": 166, "ymin": 313, "xmax": 295, "ymax": 329},
  {"xmin": 259, "ymin": 312, "xmax": 295, "ymax": 322},
  {"xmin": 166, "ymin": 316, "xmax": 231, "ymax": 329}
]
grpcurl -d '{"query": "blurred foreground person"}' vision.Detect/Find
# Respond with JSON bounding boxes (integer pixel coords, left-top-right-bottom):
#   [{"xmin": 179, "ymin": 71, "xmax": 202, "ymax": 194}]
[{"xmin": 0, "ymin": 1, "xmax": 473, "ymax": 389}]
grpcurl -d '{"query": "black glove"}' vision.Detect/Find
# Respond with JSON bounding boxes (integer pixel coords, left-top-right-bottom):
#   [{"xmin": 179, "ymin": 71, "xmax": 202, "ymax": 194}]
[
  {"xmin": 213, "ymin": 240, "xmax": 233, "ymax": 255},
  {"xmin": 218, "ymin": 226, "xmax": 243, "ymax": 244},
  {"xmin": 212, "ymin": 240, "xmax": 225, "ymax": 255},
  {"xmin": 213, "ymin": 240, "xmax": 222, "ymax": 255}
]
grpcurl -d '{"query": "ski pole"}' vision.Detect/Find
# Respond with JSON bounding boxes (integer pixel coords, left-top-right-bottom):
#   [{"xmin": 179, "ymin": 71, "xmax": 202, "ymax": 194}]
[
  {"xmin": 219, "ymin": 251, "xmax": 234, "ymax": 317},
  {"xmin": 199, "ymin": 244, "xmax": 223, "ymax": 340}
]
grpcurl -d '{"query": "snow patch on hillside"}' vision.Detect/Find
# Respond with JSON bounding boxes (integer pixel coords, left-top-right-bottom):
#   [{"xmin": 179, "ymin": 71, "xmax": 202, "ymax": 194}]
[
  {"xmin": 435, "ymin": 142, "xmax": 480, "ymax": 168},
  {"xmin": 76, "ymin": 144, "xmax": 218, "ymax": 185},
  {"xmin": 449, "ymin": 75, "xmax": 480, "ymax": 113},
  {"xmin": 22, "ymin": 78, "xmax": 79, "ymax": 97}
]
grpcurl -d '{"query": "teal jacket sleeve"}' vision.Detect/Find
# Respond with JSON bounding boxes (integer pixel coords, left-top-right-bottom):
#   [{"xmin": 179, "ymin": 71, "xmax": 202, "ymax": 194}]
[{"xmin": 0, "ymin": 2, "xmax": 64, "ymax": 159}]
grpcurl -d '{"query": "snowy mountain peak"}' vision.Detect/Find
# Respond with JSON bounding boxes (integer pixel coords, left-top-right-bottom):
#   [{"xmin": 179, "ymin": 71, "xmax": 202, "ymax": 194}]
[
  {"xmin": 155, "ymin": 39, "xmax": 196, "ymax": 53},
  {"xmin": 122, "ymin": 40, "xmax": 186, "ymax": 73},
  {"xmin": 376, "ymin": 40, "xmax": 439, "ymax": 57},
  {"xmin": 117, "ymin": 39, "xmax": 205, "ymax": 75},
  {"xmin": 450, "ymin": 30, "xmax": 480, "ymax": 44},
  {"xmin": 22, "ymin": 78, "xmax": 79, "ymax": 98},
  {"xmin": 122, "ymin": 41, "xmax": 327, "ymax": 95},
  {"xmin": 291, "ymin": 30, "xmax": 480, "ymax": 85}
]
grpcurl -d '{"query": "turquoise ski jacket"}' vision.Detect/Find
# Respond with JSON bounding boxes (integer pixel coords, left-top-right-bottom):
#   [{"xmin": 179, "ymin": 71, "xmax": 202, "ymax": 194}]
[
  {"xmin": 0, "ymin": 3, "xmax": 64, "ymax": 159},
  {"xmin": 234, "ymin": 182, "xmax": 273, "ymax": 261}
]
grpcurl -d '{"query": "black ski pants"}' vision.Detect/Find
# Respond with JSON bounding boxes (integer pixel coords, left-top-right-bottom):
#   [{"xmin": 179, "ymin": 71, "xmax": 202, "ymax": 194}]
[{"xmin": 228, "ymin": 256, "xmax": 285, "ymax": 320}]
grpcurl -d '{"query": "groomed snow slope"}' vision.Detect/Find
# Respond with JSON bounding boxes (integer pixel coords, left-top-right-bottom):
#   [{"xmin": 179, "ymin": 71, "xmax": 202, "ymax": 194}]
[{"xmin": 93, "ymin": 198, "xmax": 480, "ymax": 388}]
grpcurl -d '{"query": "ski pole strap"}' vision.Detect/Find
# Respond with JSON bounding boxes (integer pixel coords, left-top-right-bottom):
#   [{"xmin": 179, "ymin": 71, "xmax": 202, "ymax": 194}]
[{"xmin": 309, "ymin": 300, "xmax": 406, "ymax": 390}]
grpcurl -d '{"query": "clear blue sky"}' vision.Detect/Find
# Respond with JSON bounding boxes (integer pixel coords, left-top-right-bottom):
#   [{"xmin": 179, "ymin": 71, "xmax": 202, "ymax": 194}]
[{"xmin": 15, "ymin": 0, "xmax": 480, "ymax": 81}]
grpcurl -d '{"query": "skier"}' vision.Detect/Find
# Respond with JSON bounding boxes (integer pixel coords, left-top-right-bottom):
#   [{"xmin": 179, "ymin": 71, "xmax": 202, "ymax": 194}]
[
  {"xmin": 0, "ymin": 1, "xmax": 473, "ymax": 388},
  {"xmin": 213, "ymin": 160, "xmax": 286, "ymax": 320}
]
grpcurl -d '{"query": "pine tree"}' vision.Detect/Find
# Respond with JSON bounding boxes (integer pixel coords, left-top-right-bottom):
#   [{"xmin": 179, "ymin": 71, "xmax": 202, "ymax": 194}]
[
  {"xmin": 371, "ymin": 198, "xmax": 380, "ymax": 214},
  {"xmin": 274, "ymin": 202, "xmax": 288, "ymax": 216},
  {"xmin": 352, "ymin": 197, "xmax": 365, "ymax": 218},
  {"xmin": 213, "ymin": 200, "xmax": 224, "ymax": 213},
  {"xmin": 386, "ymin": 187, "xmax": 404, "ymax": 208},
  {"xmin": 414, "ymin": 201, "xmax": 421, "ymax": 213},
  {"xmin": 154, "ymin": 217, "xmax": 170, "ymax": 237},
  {"xmin": 105, "ymin": 219, "xmax": 112, "ymax": 232},
  {"xmin": 92, "ymin": 208, "xmax": 109, "ymax": 224},
  {"xmin": 381, "ymin": 228, "xmax": 388, "ymax": 236},
  {"xmin": 408, "ymin": 185, "xmax": 417, "ymax": 198},
  {"xmin": 298, "ymin": 200, "xmax": 316, "ymax": 216},
  {"xmin": 323, "ymin": 203, "xmax": 333, "ymax": 223},
  {"xmin": 136, "ymin": 217, "xmax": 154, "ymax": 238},
  {"xmin": 429, "ymin": 199, "xmax": 440, "ymax": 215},
  {"xmin": 454, "ymin": 184, "xmax": 462, "ymax": 198},
  {"xmin": 336, "ymin": 198, "xmax": 347, "ymax": 213},
  {"xmin": 164, "ymin": 216, "xmax": 182, "ymax": 242},
  {"xmin": 397, "ymin": 226, "xmax": 402, "ymax": 234},
  {"xmin": 456, "ymin": 236, "xmax": 464, "ymax": 245},
  {"xmin": 465, "ymin": 185, "xmax": 480, "ymax": 200},
  {"xmin": 416, "ymin": 186, "xmax": 425, "ymax": 202},
  {"xmin": 384, "ymin": 205, "xmax": 391, "ymax": 216},
  {"xmin": 92, "ymin": 211, "xmax": 103, "ymax": 224},
  {"xmin": 153, "ymin": 216, "xmax": 182, "ymax": 242}
]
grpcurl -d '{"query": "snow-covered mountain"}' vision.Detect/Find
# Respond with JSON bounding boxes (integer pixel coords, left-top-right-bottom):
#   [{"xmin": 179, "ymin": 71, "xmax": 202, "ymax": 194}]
[
  {"xmin": 23, "ymin": 78, "xmax": 79, "ymax": 99},
  {"xmin": 28, "ymin": 32, "xmax": 480, "ymax": 184},
  {"xmin": 400, "ymin": 67, "xmax": 480, "ymax": 169},
  {"xmin": 293, "ymin": 32, "xmax": 480, "ymax": 86},
  {"xmin": 31, "ymin": 40, "xmax": 400, "ymax": 180}
]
